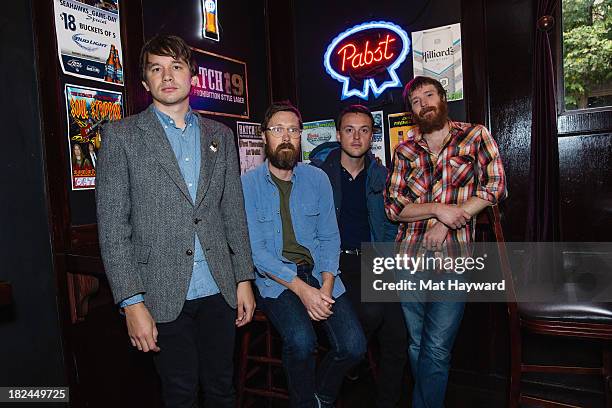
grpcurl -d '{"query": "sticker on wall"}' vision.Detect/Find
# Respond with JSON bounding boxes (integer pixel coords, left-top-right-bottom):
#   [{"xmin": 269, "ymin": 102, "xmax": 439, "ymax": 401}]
[
  {"xmin": 237, "ymin": 121, "xmax": 264, "ymax": 174},
  {"xmin": 202, "ymin": 0, "xmax": 220, "ymax": 41},
  {"xmin": 324, "ymin": 21, "xmax": 410, "ymax": 100},
  {"xmin": 387, "ymin": 112, "xmax": 416, "ymax": 155},
  {"xmin": 371, "ymin": 111, "xmax": 387, "ymax": 166},
  {"xmin": 64, "ymin": 84, "xmax": 123, "ymax": 190},
  {"xmin": 189, "ymin": 47, "xmax": 249, "ymax": 119},
  {"xmin": 301, "ymin": 119, "xmax": 336, "ymax": 163},
  {"xmin": 53, "ymin": 0, "xmax": 124, "ymax": 86},
  {"xmin": 412, "ymin": 23, "xmax": 463, "ymax": 101}
]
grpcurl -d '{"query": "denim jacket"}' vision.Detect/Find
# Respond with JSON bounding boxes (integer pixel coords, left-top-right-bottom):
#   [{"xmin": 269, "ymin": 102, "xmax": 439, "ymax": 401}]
[{"xmin": 241, "ymin": 161, "xmax": 345, "ymax": 299}]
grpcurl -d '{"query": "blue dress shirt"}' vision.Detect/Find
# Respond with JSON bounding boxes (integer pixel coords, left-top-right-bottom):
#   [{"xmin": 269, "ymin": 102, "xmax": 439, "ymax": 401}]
[
  {"xmin": 119, "ymin": 107, "xmax": 220, "ymax": 308},
  {"xmin": 241, "ymin": 161, "xmax": 345, "ymax": 299}
]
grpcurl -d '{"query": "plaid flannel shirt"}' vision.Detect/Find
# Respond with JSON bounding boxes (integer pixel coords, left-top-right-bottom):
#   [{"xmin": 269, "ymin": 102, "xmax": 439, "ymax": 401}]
[{"xmin": 385, "ymin": 120, "xmax": 507, "ymax": 255}]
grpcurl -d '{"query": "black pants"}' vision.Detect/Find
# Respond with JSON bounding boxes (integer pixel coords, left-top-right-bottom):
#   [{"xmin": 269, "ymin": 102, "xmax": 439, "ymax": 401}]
[
  {"xmin": 152, "ymin": 294, "xmax": 235, "ymax": 408},
  {"xmin": 341, "ymin": 253, "xmax": 409, "ymax": 408}
]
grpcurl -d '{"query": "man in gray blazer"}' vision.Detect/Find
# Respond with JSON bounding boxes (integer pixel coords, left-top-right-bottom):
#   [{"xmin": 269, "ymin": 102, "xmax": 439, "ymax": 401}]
[{"xmin": 96, "ymin": 34, "xmax": 255, "ymax": 408}]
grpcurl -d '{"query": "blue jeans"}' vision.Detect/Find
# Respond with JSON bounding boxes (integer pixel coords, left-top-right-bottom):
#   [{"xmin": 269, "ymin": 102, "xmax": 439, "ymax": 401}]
[
  {"xmin": 257, "ymin": 265, "xmax": 366, "ymax": 408},
  {"xmin": 400, "ymin": 271, "xmax": 465, "ymax": 408}
]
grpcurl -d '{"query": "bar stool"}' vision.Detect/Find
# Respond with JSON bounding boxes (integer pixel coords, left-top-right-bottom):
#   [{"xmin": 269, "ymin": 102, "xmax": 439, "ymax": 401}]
[
  {"xmin": 237, "ymin": 309, "xmax": 287, "ymax": 407},
  {"xmin": 237, "ymin": 309, "xmax": 378, "ymax": 407}
]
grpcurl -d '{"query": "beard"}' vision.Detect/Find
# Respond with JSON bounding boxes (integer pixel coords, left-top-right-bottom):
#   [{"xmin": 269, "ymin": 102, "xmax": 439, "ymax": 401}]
[
  {"xmin": 414, "ymin": 100, "xmax": 449, "ymax": 134},
  {"xmin": 266, "ymin": 141, "xmax": 299, "ymax": 170}
]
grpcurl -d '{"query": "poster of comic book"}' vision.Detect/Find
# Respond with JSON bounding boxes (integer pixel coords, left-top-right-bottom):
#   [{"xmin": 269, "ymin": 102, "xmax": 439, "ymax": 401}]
[
  {"xmin": 237, "ymin": 121, "xmax": 263, "ymax": 174},
  {"xmin": 65, "ymin": 84, "xmax": 123, "ymax": 190},
  {"xmin": 411, "ymin": 23, "xmax": 463, "ymax": 101},
  {"xmin": 300, "ymin": 119, "xmax": 336, "ymax": 163},
  {"xmin": 54, "ymin": 0, "xmax": 124, "ymax": 85},
  {"xmin": 371, "ymin": 110, "xmax": 386, "ymax": 166},
  {"xmin": 387, "ymin": 112, "xmax": 416, "ymax": 155}
]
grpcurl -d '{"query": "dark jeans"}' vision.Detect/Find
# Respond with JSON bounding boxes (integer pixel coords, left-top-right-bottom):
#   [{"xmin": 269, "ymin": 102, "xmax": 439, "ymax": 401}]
[
  {"xmin": 257, "ymin": 264, "xmax": 366, "ymax": 408},
  {"xmin": 341, "ymin": 253, "xmax": 408, "ymax": 408},
  {"xmin": 400, "ymin": 271, "xmax": 466, "ymax": 408},
  {"xmin": 152, "ymin": 294, "xmax": 236, "ymax": 408}
]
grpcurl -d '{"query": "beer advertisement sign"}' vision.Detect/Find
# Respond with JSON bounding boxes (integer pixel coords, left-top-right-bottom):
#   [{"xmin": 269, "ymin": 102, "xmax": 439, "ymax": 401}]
[
  {"xmin": 412, "ymin": 23, "xmax": 463, "ymax": 101},
  {"xmin": 53, "ymin": 0, "xmax": 124, "ymax": 86},
  {"xmin": 387, "ymin": 112, "xmax": 416, "ymax": 155},
  {"xmin": 237, "ymin": 121, "xmax": 264, "ymax": 175},
  {"xmin": 201, "ymin": 0, "xmax": 220, "ymax": 41},
  {"xmin": 189, "ymin": 47, "xmax": 249, "ymax": 119},
  {"xmin": 324, "ymin": 21, "xmax": 411, "ymax": 100},
  {"xmin": 64, "ymin": 84, "xmax": 123, "ymax": 190}
]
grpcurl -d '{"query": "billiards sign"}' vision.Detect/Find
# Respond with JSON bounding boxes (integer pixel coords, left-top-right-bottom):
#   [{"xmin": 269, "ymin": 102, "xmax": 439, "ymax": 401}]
[{"xmin": 324, "ymin": 21, "xmax": 410, "ymax": 100}]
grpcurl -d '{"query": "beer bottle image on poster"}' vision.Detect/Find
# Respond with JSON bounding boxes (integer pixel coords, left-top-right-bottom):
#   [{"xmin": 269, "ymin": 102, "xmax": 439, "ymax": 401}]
[
  {"xmin": 53, "ymin": 0, "xmax": 125, "ymax": 86},
  {"xmin": 113, "ymin": 47, "xmax": 123, "ymax": 84},
  {"xmin": 64, "ymin": 84, "xmax": 124, "ymax": 190},
  {"xmin": 202, "ymin": 0, "xmax": 220, "ymax": 41}
]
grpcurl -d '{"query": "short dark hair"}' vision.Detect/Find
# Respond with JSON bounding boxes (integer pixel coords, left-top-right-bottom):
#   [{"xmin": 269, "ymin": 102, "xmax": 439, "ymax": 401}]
[
  {"xmin": 335, "ymin": 104, "xmax": 374, "ymax": 131},
  {"xmin": 140, "ymin": 34, "xmax": 198, "ymax": 82},
  {"xmin": 402, "ymin": 76, "xmax": 447, "ymax": 112},
  {"xmin": 261, "ymin": 101, "xmax": 303, "ymax": 133}
]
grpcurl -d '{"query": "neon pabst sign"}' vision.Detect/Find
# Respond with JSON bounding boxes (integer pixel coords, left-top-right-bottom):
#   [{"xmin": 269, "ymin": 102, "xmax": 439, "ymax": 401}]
[{"xmin": 324, "ymin": 21, "xmax": 410, "ymax": 100}]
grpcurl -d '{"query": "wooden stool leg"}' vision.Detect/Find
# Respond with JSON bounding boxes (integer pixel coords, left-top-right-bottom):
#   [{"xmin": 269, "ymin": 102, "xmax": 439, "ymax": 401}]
[
  {"xmin": 237, "ymin": 329, "xmax": 252, "ymax": 408},
  {"xmin": 604, "ymin": 348, "xmax": 612, "ymax": 408}
]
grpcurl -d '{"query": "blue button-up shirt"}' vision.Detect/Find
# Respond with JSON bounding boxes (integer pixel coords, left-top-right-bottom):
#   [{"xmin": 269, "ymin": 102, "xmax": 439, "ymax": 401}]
[
  {"xmin": 119, "ymin": 107, "xmax": 219, "ymax": 308},
  {"xmin": 241, "ymin": 161, "xmax": 345, "ymax": 299}
]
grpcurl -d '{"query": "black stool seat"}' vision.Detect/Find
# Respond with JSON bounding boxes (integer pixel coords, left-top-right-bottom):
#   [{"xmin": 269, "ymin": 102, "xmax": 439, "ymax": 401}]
[{"xmin": 519, "ymin": 302, "xmax": 612, "ymax": 324}]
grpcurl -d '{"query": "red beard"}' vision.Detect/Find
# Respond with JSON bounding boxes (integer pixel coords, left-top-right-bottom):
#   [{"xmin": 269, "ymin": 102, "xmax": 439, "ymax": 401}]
[{"xmin": 415, "ymin": 101, "xmax": 448, "ymax": 134}]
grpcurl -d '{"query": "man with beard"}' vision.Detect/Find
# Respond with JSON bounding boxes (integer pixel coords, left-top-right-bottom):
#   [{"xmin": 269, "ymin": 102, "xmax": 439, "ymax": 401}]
[
  {"xmin": 96, "ymin": 34, "xmax": 255, "ymax": 407},
  {"xmin": 241, "ymin": 101, "xmax": 366, "ymax": 408},
  {"xmin": 309, "ymin": 105, "xmax": 407, "ymax": 408},
  {"xmin": 385, "ymin": 77, "xmax": 507, "ymax": 408}
]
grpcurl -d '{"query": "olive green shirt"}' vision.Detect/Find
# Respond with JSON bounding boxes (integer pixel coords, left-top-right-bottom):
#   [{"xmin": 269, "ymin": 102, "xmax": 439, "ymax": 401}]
[{"xmin": 270, "ymin": 172, "xmax": 314, "ymax": 266}]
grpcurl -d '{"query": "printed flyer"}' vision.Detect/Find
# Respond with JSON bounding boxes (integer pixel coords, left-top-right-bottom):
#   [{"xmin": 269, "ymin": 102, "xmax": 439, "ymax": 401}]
[
  {"xmin": 371, "ymin": 110, "xmax": 386, "ymax": 166},
  {"xmin": 237, "ymin": 121, "xmax": 264, "ymax": 174},
  {"xmin": 300, "ymin": 119, "xmax": 336, "ymax": 163},
  {"xmin": 387, "ymin": 112, "xmax": 416, "ymax": 155},
  {"xmin": 54, "ymin": 0, "xmax": 124, "ymax": 85},
  {"xmin": 411, "ymin": 23, "xmax": 463, "ymax": 101},
  {"xmin": 65, "ymin": 84, "xmax": 123, "ymax": 190}
]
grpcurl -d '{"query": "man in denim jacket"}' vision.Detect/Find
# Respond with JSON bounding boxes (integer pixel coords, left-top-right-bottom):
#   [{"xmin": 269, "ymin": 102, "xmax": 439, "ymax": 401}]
[{"xmin": 241, "ymin": 101, "xmax": 366, "ymax": 408}]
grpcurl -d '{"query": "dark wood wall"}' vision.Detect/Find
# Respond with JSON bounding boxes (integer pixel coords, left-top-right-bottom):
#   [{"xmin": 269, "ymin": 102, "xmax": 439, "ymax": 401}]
[{"xmin": 0, "ymin": 0, "xmax": 66, "ymax": 392}]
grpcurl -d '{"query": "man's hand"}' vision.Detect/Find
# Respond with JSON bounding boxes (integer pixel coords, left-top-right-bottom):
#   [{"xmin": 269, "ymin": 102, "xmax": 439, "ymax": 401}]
[
  {"xmin": 319, "ymin": 272, "xmax": 334, "ymax": 310},
  {"xmin": 434, "ymin": 204, "xmax": 471, "ymax": 229},
  {"xmin": 236, "ymin": 281, "xmax": 256, "ymax": 327},
  {"xmin": 422, "ymin": 222, "xmax": 449, "ymax": 251},
  {"xmin": 124, "ymin": 302, "xmax": 160, "ymax": 352},
  {"xmin": 296, "ymin": 281, "xmax": 335, "ymax": 321}
]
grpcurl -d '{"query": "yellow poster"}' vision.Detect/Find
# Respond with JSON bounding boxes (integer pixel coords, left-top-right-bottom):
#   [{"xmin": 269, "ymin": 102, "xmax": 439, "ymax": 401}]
[{"xmin": 387, "ymin": 112, "xmax": 416, "ymax": 154}]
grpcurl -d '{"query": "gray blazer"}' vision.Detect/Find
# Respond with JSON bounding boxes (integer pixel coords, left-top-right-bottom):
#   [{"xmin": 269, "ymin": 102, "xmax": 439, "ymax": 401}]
[{"xmin": 96, "ymin": 105, "xmax": 254, "ymax": 323}]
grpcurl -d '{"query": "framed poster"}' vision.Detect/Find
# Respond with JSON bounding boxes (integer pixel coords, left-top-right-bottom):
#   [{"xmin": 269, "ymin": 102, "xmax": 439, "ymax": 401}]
[
  {"xmin": 53, "ymin": 0, "xmax": 124, "ymax": 85},
  {"xmin": 189, "ymin": 47, "xmax": 249, "ymax": 119},
  {"xmin": 65, "ymin": 84, "xmax": 123, "ymax": 190}
]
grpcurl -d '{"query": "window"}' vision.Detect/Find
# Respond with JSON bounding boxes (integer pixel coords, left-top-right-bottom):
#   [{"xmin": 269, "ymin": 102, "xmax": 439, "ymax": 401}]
[{"xmin": 561, "ymin": 0, "xmax": 612, "ymax": 111}]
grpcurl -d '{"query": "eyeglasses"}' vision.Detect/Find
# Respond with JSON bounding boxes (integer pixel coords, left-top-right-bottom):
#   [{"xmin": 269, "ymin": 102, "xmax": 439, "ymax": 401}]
[{"xmin": 265, "ymin": 126, "xmax": 303, "ymax": 139}]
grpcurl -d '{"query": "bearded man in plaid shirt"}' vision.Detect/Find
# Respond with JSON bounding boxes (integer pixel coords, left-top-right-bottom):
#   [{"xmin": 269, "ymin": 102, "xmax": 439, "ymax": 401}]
[{"xmin": 385, "ymin": 76, "xmax": 507, "ymax": 408}]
